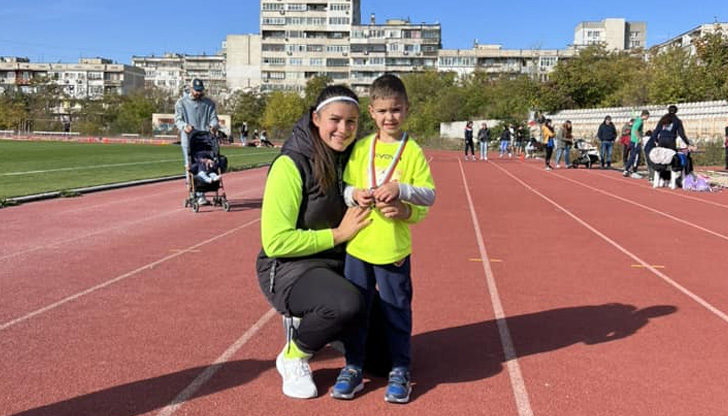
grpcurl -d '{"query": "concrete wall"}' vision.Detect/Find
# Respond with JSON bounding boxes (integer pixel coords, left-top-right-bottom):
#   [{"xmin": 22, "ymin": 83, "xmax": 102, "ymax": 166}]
[{"xmin": 439, "ymin": 119, "xmax": 502, "ymax": 140}]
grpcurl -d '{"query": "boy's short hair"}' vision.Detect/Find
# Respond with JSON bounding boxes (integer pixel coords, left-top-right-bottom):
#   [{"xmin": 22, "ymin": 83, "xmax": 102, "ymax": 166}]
[
  {"xmin": 370, "ymin": 73, "xmax": 408, "ymax": 103},
  {"xmin": 641, "ymin": 110, "xmax": 650, "ymax": 116}
]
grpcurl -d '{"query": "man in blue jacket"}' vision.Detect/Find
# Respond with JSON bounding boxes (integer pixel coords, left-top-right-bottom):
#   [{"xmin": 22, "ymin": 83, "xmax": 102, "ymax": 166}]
[{"xmin": 596, "ymin": 115, "xmax": 617, "ymax": 169}]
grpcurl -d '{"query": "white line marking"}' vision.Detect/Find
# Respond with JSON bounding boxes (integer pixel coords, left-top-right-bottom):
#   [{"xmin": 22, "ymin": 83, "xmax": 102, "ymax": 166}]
[
  {"xmin": 551, "ymin": 171, "xmax": 728, "ymax": 243},
  {"xmin": 492, "ymin": 162, "xmax": 728, "ymax": 325},
  {"xmin": 0, "ymin": 185, "xmax": 264, "ymax": 261},
  {"xmin": 588, "ymin": 170, "xmax": 728, "ymax": 210},
  {"xmin": 457, "ymin": 159, "xmax": 534, "ymax": 416},
  {"xmin": 156, "ymin": 308, "xmax": 278, "ymax": 416},
  {"xmin": 0, "ymin": 218, "xmax": 261, "ymax": 332},
  {"xmin": 1, "ymin": 151, "xmax": 274, "ymax": 176}
]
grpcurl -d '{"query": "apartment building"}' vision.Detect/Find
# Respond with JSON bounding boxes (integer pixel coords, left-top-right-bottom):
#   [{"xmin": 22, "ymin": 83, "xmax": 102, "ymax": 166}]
[
  {"xmin": 223, "ymin": 34, "xmax": 262, "ymax": 92},
  {"xmin": 573, "ymin": 18, "xmax": 647, "ymax": 50},
  {"xmin": 438, "ymin": 43, "xmax": 576, "ymax": 82},
  {"xmin": 132, "ymin": 53, "xmax": 227, "ymax": 98},
  {"xmin": 349, "ymin": 15, "xmax": 441, "ymax": 94},
  {"xmin": 651, "ymin": 22, "xmax": 728, "ymax": 56},
  {"xmin": 259, "ymin": 0, "xmax": 361, "ymax": 92},
  {"xmin": 0, "ymin": 56, "xmax": 145, "ymax": 99}
]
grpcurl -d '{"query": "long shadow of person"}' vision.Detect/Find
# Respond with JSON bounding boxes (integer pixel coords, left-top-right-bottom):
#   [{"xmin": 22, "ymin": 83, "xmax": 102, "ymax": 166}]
[
  {"xmin": 11, "ymin": 359, "xmax": 270, "ymax": 416},
  {"xmin": 406, "ymin": 303, "xmax": 677, "ymax": 401}
]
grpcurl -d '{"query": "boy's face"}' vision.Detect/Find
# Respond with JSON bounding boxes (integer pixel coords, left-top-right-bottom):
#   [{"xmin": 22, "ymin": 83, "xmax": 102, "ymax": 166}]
[{"xmin": 368, "ymin": 96, "xmax": 409, "ymax": 138}]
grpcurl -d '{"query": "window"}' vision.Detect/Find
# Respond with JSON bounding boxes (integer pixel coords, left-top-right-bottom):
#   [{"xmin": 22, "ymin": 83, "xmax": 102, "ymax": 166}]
[
  {"xmin": 261, "ymin": 3, "xmax": 284, "ymax": 11},
  {"xmin": 326, "ymin": 58, "xmax": 349, "ymax": 67},
  {"xmin": 329, "ymin": 17, "xmax": 350, "ymax": 25},
  {"xmin": 329, "ymin": 3, "xmax": 350, "ymax": 11}
]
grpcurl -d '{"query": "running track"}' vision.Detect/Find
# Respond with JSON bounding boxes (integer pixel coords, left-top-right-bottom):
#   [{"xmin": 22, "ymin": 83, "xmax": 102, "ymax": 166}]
[{"xmin": 2, "ymin": 151, "xmax": 728, "ymax": 416}]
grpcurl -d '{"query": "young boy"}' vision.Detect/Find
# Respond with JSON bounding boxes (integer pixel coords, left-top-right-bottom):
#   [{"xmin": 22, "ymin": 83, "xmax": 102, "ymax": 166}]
[{"xmin": 332, "ymin": 74, "xmax": 436, "ymax": 403}]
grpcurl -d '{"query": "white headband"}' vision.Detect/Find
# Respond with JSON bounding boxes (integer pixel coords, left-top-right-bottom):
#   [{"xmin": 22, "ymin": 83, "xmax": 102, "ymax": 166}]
[{"xmin": 315, "ymin": 96, "xmax": 359, "ymax": 113}]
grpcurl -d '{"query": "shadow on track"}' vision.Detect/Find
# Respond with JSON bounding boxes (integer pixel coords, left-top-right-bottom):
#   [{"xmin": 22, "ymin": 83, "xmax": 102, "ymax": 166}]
[
  {"xmin": 228, "ymin": 198, "xmax": 262, "ymax": 212},
  {"xmin": 408, "ymin": 303, "xmax": 677, "ymax": 401},
  {"xmin": 11, "ymin": 359, "xmax": 270, "ymax": 416}
]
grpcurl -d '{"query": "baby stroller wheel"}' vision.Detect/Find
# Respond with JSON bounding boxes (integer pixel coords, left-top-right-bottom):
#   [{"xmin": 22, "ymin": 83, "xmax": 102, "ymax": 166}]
[
  {"xmin": 586, "ymin": 160, "xmax": 592, "ymax": 169},
  {"xmin": 192, "ymin": 201, "xmax": 200, "ymax": 213},
  {"xmin": 222, "ymin": 200, "xmax": 231, "ymax": 212}
]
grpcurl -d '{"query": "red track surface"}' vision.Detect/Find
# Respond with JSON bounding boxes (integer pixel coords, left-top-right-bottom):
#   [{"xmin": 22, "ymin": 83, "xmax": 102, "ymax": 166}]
[{"xmin": 2, "ymin": 152, "xmax": 728, "ymax": 416}]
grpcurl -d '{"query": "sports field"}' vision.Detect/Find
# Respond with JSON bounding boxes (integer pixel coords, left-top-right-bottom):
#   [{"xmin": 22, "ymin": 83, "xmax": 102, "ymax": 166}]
[{"xmin": 0, "ymin": 140, "xmax": 279, "ymax": 201}]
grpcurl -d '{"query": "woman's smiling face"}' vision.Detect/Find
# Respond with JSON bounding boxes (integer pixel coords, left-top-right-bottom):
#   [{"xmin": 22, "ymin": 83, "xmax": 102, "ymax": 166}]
[{"xmin": 312, "ymin": 101, "xmax": 360, "ymax": 152}]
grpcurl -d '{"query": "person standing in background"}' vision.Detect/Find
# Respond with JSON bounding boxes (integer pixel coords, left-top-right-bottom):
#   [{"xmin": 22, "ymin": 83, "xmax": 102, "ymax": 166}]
[
  {"xmin": 477, "ymin": 122, "xmax": 490, "ymax": 161},
  {"xmin": 464, "ymin": 121, "xmax": 475, "ymax": 160},
  {"xmin": 597, "ymin": 115, "xmax": 617, "ymax": 169}
]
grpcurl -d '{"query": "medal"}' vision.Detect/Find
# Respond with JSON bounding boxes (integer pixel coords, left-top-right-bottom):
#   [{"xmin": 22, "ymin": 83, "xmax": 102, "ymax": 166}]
[{"xmin": 368, "ymin": 132, "xmax": 408, "ymax": 189}]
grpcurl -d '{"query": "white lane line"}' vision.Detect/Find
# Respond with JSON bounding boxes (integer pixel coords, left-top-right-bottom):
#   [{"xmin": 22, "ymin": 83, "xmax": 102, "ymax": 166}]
[
  {"xmin": 549, "ymin": 170, "xmax": 728, "ymax": 243},
  {"xmin": 156, "ymin": 308, "xmax": 278, "ymax": 416},
  {"xmin": 0, "ymin": 218, "xmax": 261, "ymax": 332},
  {"xmin": 457, "ymin": 159, "xmax": 534, "ymax": 416},
  {"xmin": 1, "ymin": 151, "xmax": 275, "ymax": 176},
  {"xmin": 588, "ymin": 170, "xmax": 728, "ymax": 210},
  {"xmin": 0, "ymin": 185, "xmax": 264, "ymax": 262},
  {"xmin": 492, "ymin": 162, "xmax": 728, "ymax": 325}
]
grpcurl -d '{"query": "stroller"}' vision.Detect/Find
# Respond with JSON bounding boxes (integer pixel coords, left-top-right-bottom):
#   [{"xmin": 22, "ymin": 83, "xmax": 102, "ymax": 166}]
[
  {"xmin": 184, "ymin": 130, "xmax": 231, "ymax": 212},
  {"xmin": 571, "ymin": 139, "xmax": 601, "ymax": 169}
]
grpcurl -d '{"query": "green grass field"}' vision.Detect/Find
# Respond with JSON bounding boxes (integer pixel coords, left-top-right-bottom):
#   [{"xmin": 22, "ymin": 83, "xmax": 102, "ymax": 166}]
[{"xmin": 0, "ymin": 140, "xmax": 279, "ymax": 201}]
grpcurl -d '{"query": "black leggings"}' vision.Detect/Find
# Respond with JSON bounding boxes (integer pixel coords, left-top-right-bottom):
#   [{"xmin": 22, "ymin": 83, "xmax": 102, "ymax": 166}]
[
  {"xmin": 286, "ymin": 267, "xmax": 365, "ymax": 353},
  {"xmin": 545, "ymin": 146, "xmax": 554, "ymax": 166},
  {"xmin": 464, "ymin": 139, "xmax": 475, "ymax": 156}
]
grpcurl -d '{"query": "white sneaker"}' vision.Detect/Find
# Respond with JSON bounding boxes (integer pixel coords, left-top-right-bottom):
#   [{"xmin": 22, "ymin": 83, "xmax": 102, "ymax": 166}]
[{"xmin": 276, "ymin": 347, "xmax": 317, "ymax": 399}]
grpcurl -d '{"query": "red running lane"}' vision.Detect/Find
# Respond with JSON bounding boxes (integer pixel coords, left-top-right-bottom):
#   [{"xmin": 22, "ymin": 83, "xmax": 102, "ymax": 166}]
[{"xmin": 2, "ymin": 153, "xmax": 728, "ymax": 415}]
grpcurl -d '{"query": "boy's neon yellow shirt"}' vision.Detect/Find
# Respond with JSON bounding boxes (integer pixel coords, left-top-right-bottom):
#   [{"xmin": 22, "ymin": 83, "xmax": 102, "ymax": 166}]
[{"xmin": 343, "ymin": 133, "xmax": 435, "ymax": 265}]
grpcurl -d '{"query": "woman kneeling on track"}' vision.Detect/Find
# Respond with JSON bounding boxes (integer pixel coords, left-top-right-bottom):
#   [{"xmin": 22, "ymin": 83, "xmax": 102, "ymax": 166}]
[{"xmin": 255, "ymin": 85, "xmax": 372, "ymax": 399}]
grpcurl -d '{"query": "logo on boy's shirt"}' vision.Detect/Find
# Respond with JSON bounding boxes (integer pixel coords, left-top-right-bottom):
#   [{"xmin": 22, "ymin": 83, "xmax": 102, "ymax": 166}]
[{"xmin": 375, "ymin": 153, "xmax": 403, "ymax": 161}]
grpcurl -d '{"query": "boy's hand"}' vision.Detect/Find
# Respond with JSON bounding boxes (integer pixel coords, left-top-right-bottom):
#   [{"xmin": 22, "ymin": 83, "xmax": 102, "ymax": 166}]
[
  {"xmin": 353, "ymin": 188, "xmax": 375, "ymax": 207},
  {"xmin": 375, "ymin": 200, "xmax": 411, "ymax": 220},
  {"xmin": 371, "ymin": 181, "xmax": 399, "ymax": 203}
]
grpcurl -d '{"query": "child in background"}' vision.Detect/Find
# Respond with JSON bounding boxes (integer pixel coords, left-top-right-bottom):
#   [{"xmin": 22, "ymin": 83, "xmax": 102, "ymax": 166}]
[
  {"xmin": 190, "ymin": 153, "xmax": 221, "ymax": 184},
  {"xmin": 333, "ymin": 74, "xmax": 436, "ymax": 404}
]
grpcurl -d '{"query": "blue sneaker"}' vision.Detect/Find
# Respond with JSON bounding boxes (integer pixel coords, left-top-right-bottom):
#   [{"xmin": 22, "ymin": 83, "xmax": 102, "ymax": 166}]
[
  {"xmin": 331, "ymin": 365, "xmax": 364, "ymax": 399},
  {"xmin": 384, "ymin": 367, "xmax": 412, "ymax": 403}
]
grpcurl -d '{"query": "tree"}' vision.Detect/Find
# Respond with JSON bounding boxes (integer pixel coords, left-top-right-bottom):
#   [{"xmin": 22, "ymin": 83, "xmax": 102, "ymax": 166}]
[
  {"xmin": 260, "ymin": 91, "xmax": 305, "ymax": 140},
  {"xmin": 227, "ymin": 90, "xmax": 265, "ymax": 132},
  {"xmin": 111, "ymin": 91, "xmax": 157, "ymax": 135},
  {"xmin": 304, "ymin": 75, "xmax": 333, "ymax": 109},
  {"xmin": 692, "ymin": 27, "xmax": 728, "ymax": 100},
  {"xmin": 646, "ymin": 46, "xmax": 696, "ymax": 104}
]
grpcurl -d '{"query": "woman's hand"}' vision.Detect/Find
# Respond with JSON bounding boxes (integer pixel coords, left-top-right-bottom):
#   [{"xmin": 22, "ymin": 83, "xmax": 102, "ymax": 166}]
[{"xmin": 332, "ymin": 206, "xmax": 371, "ymax": 245}]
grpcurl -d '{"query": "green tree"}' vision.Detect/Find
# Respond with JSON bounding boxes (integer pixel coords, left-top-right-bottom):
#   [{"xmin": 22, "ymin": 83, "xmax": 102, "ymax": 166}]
[
  {"xmin": 227, "ymin": 90, "xmax": 265, "ymax": 132},
  {"xmin": 303, "ymin": 75, "xmax": 333, "ymax": 109},
  {"xmin": 111, "ymin": 91, "xmax": 157, "ymax": 135},
  {"xmin": 693, "ymin": 27, "xmax": 728, "ymax": 99},
  {"xmin": 260, "ymin": 91, "xmax": 305, "ymax": 140}
]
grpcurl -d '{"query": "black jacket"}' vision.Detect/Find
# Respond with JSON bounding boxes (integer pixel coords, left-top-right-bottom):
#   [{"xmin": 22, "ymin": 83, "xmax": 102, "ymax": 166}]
[
  {"xmin": 255, "ymin": 113, "xmax": 351, "ymax": 314},
  {"xmin": 597, "ymin": 122, "xmax": 617, "ymax": 142}
]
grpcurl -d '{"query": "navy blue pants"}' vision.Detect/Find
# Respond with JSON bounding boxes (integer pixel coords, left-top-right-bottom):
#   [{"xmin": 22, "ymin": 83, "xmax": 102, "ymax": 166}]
[{"xmin": 343, "ymin": 254, "xmax": 413, "ymax": 370}]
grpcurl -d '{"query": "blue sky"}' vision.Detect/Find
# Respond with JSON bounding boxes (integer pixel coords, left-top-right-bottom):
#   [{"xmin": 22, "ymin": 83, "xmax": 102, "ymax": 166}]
[{"xmin": 1, "ymin": 0, "xmax": 726, "ymax": 64}]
